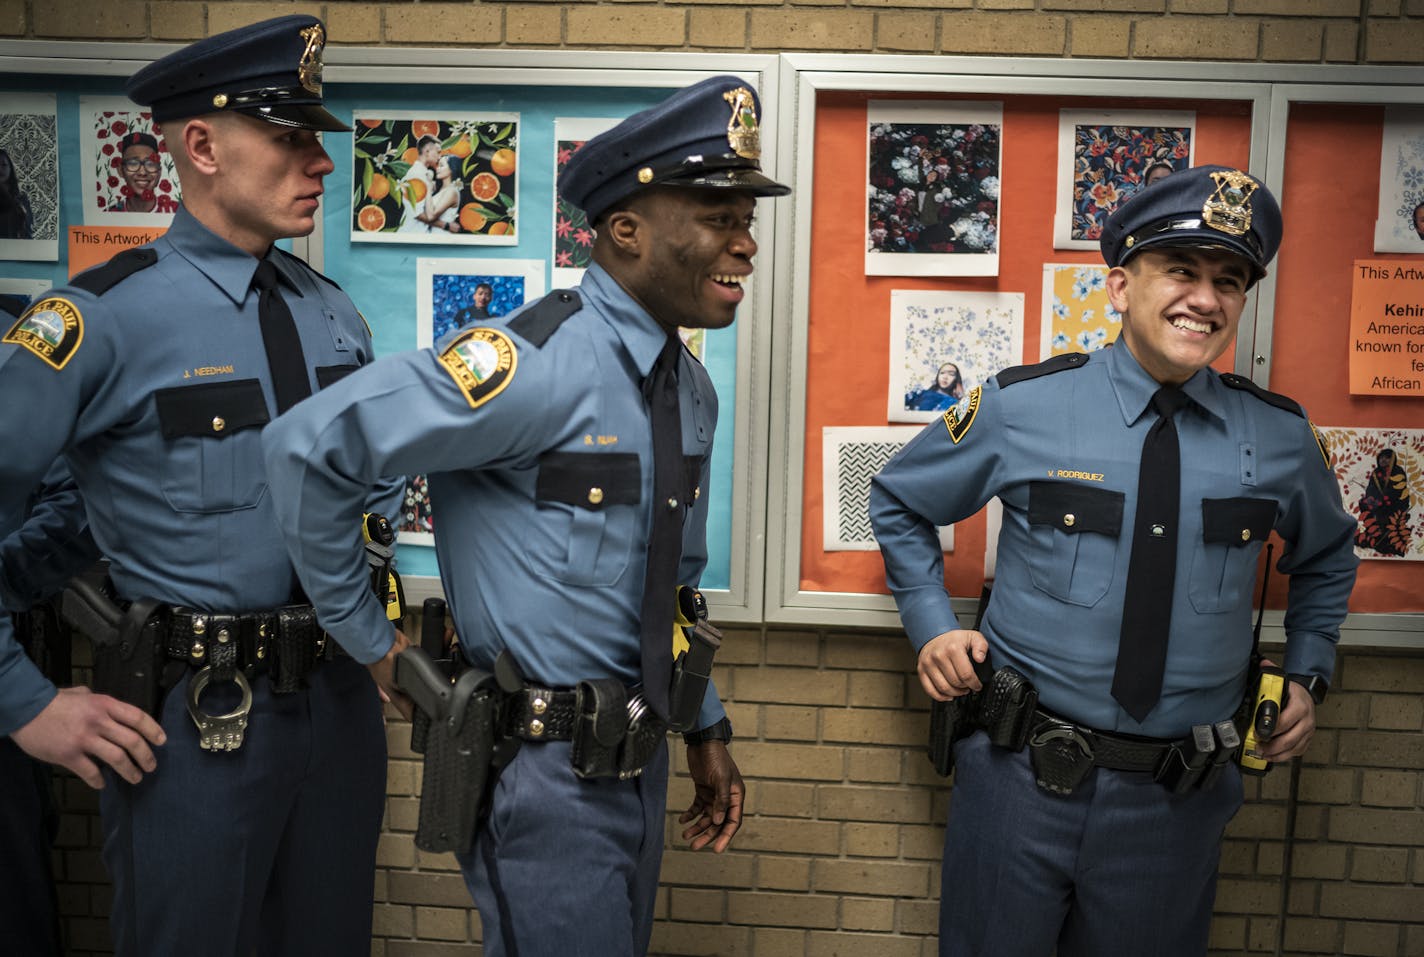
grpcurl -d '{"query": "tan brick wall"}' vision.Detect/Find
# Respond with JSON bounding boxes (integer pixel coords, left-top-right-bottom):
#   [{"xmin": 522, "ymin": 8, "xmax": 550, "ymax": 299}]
[
  {"xmin": 1, "ymin": 0, "xmax": 1423, "ymax": 63},
  {"xmin": 47, "ymin": 632, "xmax": 1423, "ymax": 955}
]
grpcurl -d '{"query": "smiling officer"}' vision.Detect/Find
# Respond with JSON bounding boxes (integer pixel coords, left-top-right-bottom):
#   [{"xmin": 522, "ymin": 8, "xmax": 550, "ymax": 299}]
[
  {"xmin": 870, "ymin": 165, "xmax": 1358, "ymax": 956},
  {"xmin": 263, "ymin": 75, "xmax": 789, "ymax": 956},
  {"xmin": 0, "ymin": 16, "xmax": 402, "ymax": 956}
]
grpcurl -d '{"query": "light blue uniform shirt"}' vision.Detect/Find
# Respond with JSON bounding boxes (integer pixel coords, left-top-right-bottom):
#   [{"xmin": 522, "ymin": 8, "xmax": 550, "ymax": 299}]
[
  {"xmin": 262, "ymin": 263, "xmax": 728, "ymax": 731},
  {"xmin": 870, "ymin": 341, "xmax": 1358, "ymax": 739},
  {"xmin": 0, "ymin": 206, "xmax": 400, "ymax": 735}
]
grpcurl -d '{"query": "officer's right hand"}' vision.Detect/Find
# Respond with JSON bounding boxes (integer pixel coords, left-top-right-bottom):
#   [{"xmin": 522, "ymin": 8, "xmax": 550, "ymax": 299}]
[
  {"xmin": 10, "ymin": 686, "xmax": 166, "ymax": 789},
  {"xmin": 367, "ymin": 626, "xmax": 415, "ymax": 722},
  {"xmin": 917, "ymin": 629, "xmax": 990, "ymax": 702}
]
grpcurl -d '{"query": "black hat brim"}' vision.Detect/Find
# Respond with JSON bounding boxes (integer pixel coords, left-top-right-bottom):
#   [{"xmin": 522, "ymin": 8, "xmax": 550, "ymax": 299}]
[
  {"xmin": 240, "ymin": 102, "xmax": 351, "ymax": 133},
  {"xmin": 660, "ymin": 168, "xmax": 791, "ymax": 198}
]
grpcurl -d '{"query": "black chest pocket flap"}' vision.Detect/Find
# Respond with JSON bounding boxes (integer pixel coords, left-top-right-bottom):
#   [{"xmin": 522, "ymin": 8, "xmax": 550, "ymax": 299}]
[
  {"xmin": 536, "ymin": 451, "xmax": 641, "ymax": 511},
  {"xmin": 152, "ymin": 379, "xmax": 270, "ymax": 514},
  {"xmin": 1201, "ymin": 497, "xmax": 1277, "ymax": 546},
  {"xmin": 534, "ymin": 451, "xmax": 641, "ymax": 587},
  {"xmin": 154, "ymin": 378, "xmax": 270, "ymax": 439},
  {"xmin": 1026, "ymin": 481, "xmax": 1125, "ymax": 607}
]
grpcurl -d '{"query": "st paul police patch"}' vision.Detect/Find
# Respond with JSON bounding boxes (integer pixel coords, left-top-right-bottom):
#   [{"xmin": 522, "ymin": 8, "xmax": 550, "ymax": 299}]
[
  {"xmin": 942, "ymin": 385, "xmax": 981, "ymax": 444},
  {"xmin": 438, "ymin": 326, "xmax": 517, "ymax": 409},
  {"xmin": 3, "ymin": 297, "xmax": 84, "ymax": 370}
]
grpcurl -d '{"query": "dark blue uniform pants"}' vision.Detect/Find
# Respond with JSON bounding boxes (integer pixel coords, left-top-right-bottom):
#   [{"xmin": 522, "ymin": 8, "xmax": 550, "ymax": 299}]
[
  {"xmin": 457, "ymin": 738, "xmax": 669, "ymax": 957},
  {"xmin": 940, "ymin": 731, "xmax": 1243, "ymax": 957},
  {"xmin": 100, "ymin": 657, "xmax": 387, "ymax": 956},
  {"xmin": 0, "ymin": 737, "xmax": 61, "ymax": 956}
]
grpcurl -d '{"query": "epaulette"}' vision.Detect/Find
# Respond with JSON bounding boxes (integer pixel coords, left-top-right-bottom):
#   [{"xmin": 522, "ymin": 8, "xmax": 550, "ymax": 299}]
[
  {"xmin": 0, "ymin": 293, "xmax": 25, "ymax": 320},
  {"xmin": 70, "ymin": 247, "xmax": 158, "ymax": 296},
  {"xmin": 277, "ymin": 246, "xmax": 342, "ymax": 291},
  {"xmin": 1218, "ymin": 372, "xmax": 1304, "ymax": 418},
  {"xmin": 994, "ymin": 351, "xmax": 1088, "ymax": 388},
  {"xmin": 508, "ymin": 290, "xmax": 582, "ymax": 347}
]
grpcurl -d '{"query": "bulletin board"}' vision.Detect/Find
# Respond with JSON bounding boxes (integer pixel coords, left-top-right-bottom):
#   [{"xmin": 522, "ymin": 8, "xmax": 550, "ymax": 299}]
[
  {"xmin": 764, "ymin": 59, "xmax": 1267, "ymax": 629},
  {"xmin": 1253, "ymin": 83, "xmax": 1424, "ymax": 648},
  {"xmin": 0, "ymin": 43, "xmax": 784, "ymax": 624}
]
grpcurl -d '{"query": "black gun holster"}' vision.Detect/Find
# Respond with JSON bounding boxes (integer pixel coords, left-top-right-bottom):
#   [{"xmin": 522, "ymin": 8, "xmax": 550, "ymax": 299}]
[
  {"xmin": 412, "ymin": 666, "xmax": 507, "ymax": 856},
  {"xmin": 61, "ymin": 573, "xmax": 174, "ymax": 717},
  {"xmin": 927, "ymin": 664, "xmax": 1038, "ymax": 777}
]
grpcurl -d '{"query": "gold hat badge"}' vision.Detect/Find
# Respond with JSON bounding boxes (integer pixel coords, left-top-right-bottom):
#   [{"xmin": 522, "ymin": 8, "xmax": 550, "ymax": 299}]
[
  {"xmin": 723, "ymin": 87, "xmax": 760, "ymax": 160},
  {"xmin": 1202, "ymin": 169, "xmax": 1257, "ymax": 237},
  {"xmin": 298, "ymin": 23, "xmax": 326, "ymax": 95}
]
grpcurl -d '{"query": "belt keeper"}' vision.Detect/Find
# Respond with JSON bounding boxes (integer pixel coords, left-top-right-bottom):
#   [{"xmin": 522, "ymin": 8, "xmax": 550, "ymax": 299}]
[{"xmin": 208, "ymin": 617, "xmax": 238, "ymax": 683}]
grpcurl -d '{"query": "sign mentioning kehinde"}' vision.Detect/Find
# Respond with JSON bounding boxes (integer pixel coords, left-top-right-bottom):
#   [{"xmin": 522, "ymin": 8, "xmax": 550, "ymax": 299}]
[{"xmin": 1350, "ymin": 259, "xmax": 1424, "ymax": 396}]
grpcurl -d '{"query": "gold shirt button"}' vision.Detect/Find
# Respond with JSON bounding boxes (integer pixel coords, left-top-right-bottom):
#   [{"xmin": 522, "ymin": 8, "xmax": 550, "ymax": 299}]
[
  {"xmin": 1063, "ymin": 513, "xmax": 1076, "ymax": 528},
  {"xmin": 588, "ymin": 487, "xmax": 604, "ymax": 505},
  {"xmin": 212, "ymin": 416, "xmax": 226, "ymax": 432},
  {"xmin": 1241, "ymin": 529, "xmax": 1250, "ymax": 542}
]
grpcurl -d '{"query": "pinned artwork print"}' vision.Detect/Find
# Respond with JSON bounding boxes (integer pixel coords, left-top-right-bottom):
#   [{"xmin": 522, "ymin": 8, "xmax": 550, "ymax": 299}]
[
  {"xmin": 81, "ymin": 96, "xmax": 181, "ymax": 227},
  {"xmin": 1374, "ymin": 106, "xmax": 1424, "ymax": 253},
  {"xmin": 0, "ymin": 93, "xmax": 59, "ymax": 261},
  {"xmin": 822, "ymin": 427, "xmax": 954, "ymax": 552},
  {"xmin": 1054, "ymin": 110, "xmax": 1194, "ymax": 250},
  {"xmin": 553, "ymin": 118, "xmax": 620, "ymax": 288},
  {"xmin": 1039, "ymin": 264, "xmax": 1122, "ymax": 359},
  {"xmin": 888, "ymin": 290, "xmax": 1024, "ymax": 424},
  {"xmin": 866, "ymin": 101, "xmax": 1003, "ymax": 277},
  {"xmin": 1318, "ymin": 426, "xmax": 1423, "ymax": 562},
  {"xmin": 351, "ymin": 113, "xmax": 518, "ymax": 245}
]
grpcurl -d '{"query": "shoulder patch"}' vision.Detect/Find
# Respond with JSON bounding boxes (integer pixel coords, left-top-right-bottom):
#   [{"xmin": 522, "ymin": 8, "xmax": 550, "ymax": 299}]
[
  {"xmin": 942, "ymin": 385, "xmax": 981, "ymax": 443},
  {"xmin": 438, "ymin": 326, "xmax": 517, "ymax": 409},
  {"xmin": 508, "ymin": 290, "xmax": 582, "ymax": 348},
  {"xmin": 995, "ymin": 352, "xmax": 1087, "ymax": 388},
  {"xmin": 1309, "ymin": 421, "xmax": 1331, "ymax": 469},
  {"xmin": 70, "ymin": 247, "xmax": 157, "ymax": 296},
  {"xmin": 1218, "ymin": 372, "xmax": 1304, "ymax": 418},
  {"xmin": 3, "ymin": 296, "xmax": 84, "ymax": 370},
  {"xmin": 277, "ymin": 247, "xmax": 342, "ymax": 291}
]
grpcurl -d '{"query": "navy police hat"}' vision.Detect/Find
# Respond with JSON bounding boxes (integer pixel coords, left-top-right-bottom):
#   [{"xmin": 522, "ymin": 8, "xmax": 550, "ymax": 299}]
[
  {"xmin": 1100, "ymin": 164, "xmax": 1282, "ymax": 280},
  {"xmin": 559, "ymin": 75, "xmax": 791, "ymax": 222},
  {"xmin": 125, "ymin": 15, "xmax": 349, "ymax": 133}
]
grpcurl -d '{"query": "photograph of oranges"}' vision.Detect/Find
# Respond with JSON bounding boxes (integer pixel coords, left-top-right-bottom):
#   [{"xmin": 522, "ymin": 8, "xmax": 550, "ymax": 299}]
[{"xmin": 351, "ymin": 113, "xmax": 518, "ymax": 243}]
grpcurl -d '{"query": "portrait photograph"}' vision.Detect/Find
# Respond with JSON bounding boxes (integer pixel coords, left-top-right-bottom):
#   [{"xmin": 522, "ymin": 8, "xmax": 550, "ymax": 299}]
[
  {"xmin": 1040, "ymin": 263, "xmax": 1122, "ymax": 359},
  {"xmin": 822, "ymin": 426, "xmax": 953, "ymax": 552},
  {"xmin": 81, "ymin": 96, "xmax": 181, "ymax": 227},
  {"xmin": 1374, "ymin": 106, "xmax": 1424, "ymax": 253},
  {"xmin": 351, "ymin": 112, "xmax": 518, "ymax": 246},
  {"xmin": 887, "ymin": 289, "xmax": 1024, "ymax": 424},
  {"xmin": 865, "ymin": 100, "xmax": 1003, "ymax": 278},
  {"xmin": 552, "ymin": 117, "xmax": 620, "ymax": 288},
  {"xmin": 0, "ymin": 93, "xmax": 59, "ymax": 262},
  {"xmin": 1054, "ymin": 109, "xmax": 1194, "ymax": 249},
  {"xmin": 1318, "ymin": 426, "xmax": 1424, "ymax": 562}
]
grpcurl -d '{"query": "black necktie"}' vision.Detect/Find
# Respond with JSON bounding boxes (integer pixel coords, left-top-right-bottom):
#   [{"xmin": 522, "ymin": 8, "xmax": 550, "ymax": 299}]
[
  {"xmin": 252, "ymin": 260, "xmax": 312, "ymax": 415},
  {"xmin": 1112, "ymin": 386, "xmax": 1190, "ymax": 723},
  {"xmin": 638, "ymin": 334, "xmax": 686, "ymax": 719}
]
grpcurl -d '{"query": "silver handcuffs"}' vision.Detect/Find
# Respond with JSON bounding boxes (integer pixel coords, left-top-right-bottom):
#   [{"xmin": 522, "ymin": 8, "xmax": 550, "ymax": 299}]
[{"xmin": 186, "ymin": 666, "xmax": 253, "ymax": 752}]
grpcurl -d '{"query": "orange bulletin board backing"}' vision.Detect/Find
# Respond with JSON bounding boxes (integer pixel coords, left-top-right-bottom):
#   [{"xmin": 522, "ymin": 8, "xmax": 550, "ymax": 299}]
[
  {"xmin": 799, "ymin": 91, "xmax": 1253, "ymax": 597},
  {"xmin": 1264, "ymin": 103, "xmax": 1423, "ymax": 614}
]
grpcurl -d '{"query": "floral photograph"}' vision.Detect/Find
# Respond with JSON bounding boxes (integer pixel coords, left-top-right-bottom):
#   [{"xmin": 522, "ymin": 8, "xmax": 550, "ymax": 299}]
[
  {"xmin": 552, "ymin": 118, "xmax": 619, "ymax": 287},
  {"xmin": 1054, "ymin": 110, "xmax": 1194, "ymax": 249},
  {"xmin": 865, "ymin": 101, "xmax": 1003, "ymax": 277},
  {"xmin": 351, "ymin": 113, "xmax": 518, "ymax": 245},
  {"xmin": 1039, "ymin": 263, "xmax": 1122, "ymax": 359},
  {"xmin": 395, "ymin": 473, "xmax": 436, "ymax": 545},
  {"xmin": 887, "ymin": 289, "xmax": 1024, "ymax": 423},
  {"xmin": 0, "ymin": 92, "xmax": 58, "ymax": 261},
  {"xmin": 1317, "ymin": 426, "xmax": 1423, "ymax": 562},
  {"xmin": 1373, "ymin": 105, "xmax": 1424, "ymax": 253},
  {"xmin": 82, "ymin": 97, "xmax": 180, "ymax": 227}
]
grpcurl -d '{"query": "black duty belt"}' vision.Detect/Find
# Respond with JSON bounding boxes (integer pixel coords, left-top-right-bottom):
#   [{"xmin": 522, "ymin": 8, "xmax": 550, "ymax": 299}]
[
  {"xmin": 503, "ymin": 686, "xmax": 580, "ymax": 741},
  {"xmin": 157, "ymin": 605, "xmax": 346, "ymax": 692},
  {"xmin": 1030, "ymin": 706, "xmax": 1183, "ymax": 773}
]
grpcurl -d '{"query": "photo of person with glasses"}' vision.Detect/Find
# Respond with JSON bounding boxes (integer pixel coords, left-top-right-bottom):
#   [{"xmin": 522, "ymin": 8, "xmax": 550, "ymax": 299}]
[{"xmin": 108, "ymin": 131, "xmax": 178, "ymax": 213}]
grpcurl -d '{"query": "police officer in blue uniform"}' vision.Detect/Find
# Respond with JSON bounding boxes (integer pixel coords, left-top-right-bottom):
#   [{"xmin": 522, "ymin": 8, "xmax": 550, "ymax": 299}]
[
  {"xmin": 262, "ymin": 76, "xmax": 790, "ymax": 955},
  {"xmin": 0, "ymin": 16, "xmax": 402, "ymax": 955},
  {"xmin": 870, "ymin": 165, "xmax": 1358, "ymax": 956}
]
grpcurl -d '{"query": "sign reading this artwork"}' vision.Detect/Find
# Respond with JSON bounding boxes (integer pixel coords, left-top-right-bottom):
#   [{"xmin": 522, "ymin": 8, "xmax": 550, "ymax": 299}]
[
  {"xmin": 67, "ymin": 226, "xmax": 166, "ymax": 277},
  {"xmin": 1350, "ymin": 259, "xmax": 1424, "ymax": 396}
]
